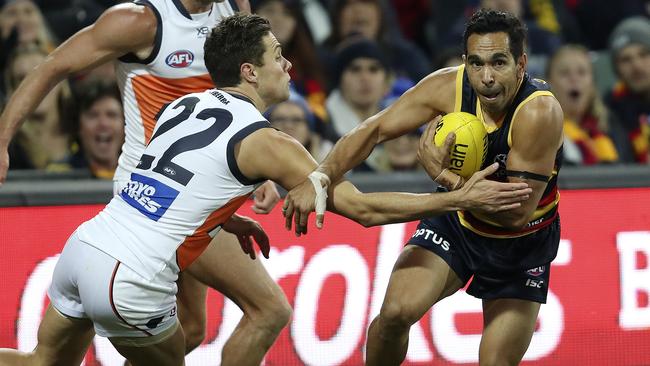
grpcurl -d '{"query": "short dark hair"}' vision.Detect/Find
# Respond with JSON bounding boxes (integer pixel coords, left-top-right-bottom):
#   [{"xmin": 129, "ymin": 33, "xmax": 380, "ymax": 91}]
[
  {"xmin": 204, "ymin": 14, "xmax": 271, "ymax": 88},
  {"xmin": 76, "ymin": 80, "xmax": 121, "ymax": 115},
  {"xmin": 463, "ymin": 9, "xmax": 527, "ymax": 61},
  {"xmin": 334, "ymin": 36, "xmax": 388, "ymax": 85},
  {"xmin": 72, "ymin": 79, "xmax": 122, "ymax": 134}
]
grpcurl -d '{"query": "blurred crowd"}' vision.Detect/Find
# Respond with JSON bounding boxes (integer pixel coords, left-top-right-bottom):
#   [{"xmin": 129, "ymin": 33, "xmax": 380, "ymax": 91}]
[{"xmin": 1, "ymin": 0, "xmax": 649, "ymax": 180}]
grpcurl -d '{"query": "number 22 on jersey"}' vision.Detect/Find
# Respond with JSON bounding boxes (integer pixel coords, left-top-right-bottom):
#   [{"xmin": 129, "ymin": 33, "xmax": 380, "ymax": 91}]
[{"xmin": 120, "ymin": 96, "xmax": 233, "ymax": 221}]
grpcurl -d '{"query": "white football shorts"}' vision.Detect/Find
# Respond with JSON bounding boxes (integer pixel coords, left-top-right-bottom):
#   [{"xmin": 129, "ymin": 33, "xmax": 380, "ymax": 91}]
[{"xmin": 48, "ymin": 231, "xmax": 178, "ymax": 345}]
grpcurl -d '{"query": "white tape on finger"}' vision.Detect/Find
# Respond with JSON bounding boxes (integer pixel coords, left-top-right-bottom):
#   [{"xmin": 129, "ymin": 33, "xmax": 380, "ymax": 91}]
[{"xmin": 308, "ymin": 171, "xmax": 329, "ymax": 215}]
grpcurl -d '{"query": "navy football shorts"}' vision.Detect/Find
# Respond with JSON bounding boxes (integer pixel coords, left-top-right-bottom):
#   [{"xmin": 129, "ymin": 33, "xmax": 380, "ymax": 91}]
[{"xmin": 407, "ymin": 212, "xmax": 560, "ymax": 303}]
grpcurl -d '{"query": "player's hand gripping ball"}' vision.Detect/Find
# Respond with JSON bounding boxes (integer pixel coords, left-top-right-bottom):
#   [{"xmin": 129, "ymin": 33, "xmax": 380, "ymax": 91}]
[{"xmin": 433, "ymin": 112, "xmax": 488, "ymax": 179}]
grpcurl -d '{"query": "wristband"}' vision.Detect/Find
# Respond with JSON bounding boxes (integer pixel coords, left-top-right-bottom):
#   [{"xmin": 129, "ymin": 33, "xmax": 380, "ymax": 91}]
[
  {"xmin": 434, "ymin": 168, "xmax": 463, "ymax": 191},
  {"xmin": 308, "ymin": 171, "xmax": 329, "ymax": 215},
  {"xmin": 433, "ymin": 168, "xmax": 449, "ymax": 184}
]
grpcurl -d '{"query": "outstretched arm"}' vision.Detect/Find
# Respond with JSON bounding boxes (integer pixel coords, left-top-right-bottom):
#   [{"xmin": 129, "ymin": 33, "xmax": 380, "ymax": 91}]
[
  {"xmin": 235, "ymin": 127, "xmax": 530, "ymax": 235},
  {"xmin": 318, "ymin": 69, "xmax": 456, "ymax": 182},
  {"xmin": 280, "ymin": 68, "xmax": 459, "ymax": 227},
  {"xmin": 0, "ymin": 3, "xmax": 157, "ymax": 184},
  {"xmin": 327, "ymin": 163, "xmax": 531, "ymax": 227}
]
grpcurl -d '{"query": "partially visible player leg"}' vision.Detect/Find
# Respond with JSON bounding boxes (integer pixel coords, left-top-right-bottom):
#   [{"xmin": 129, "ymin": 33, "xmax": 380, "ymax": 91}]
[
  {"xmin": 365, "ymin": 245, "xmax": 464, "ymax": 366},
  {"xmin": 175, "ymin": 271, "xmax": 208, "ymax": 353},
  {"xmin": 111, "ymin": 323, "xmax": 186, "ymax": 366},
  {"xmin": 478, "ymin": 298, "xmax": 541, "ymax": 366},
  {"xmin": 0, "ymin": 304, "xmax": 94, "ymax": 366},
  {"xmin": 186, "ymin": 230, "xmax": 292, "ymax": 366}
]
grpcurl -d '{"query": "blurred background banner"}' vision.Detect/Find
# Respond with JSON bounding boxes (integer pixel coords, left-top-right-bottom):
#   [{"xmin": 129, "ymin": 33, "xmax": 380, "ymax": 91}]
[
  {"xmin": 2, "ymin": 0, "xmax": 650, "ymax": 364},
  {"xmin": 1, "ymin": 187, "xmax": 649, "ymax": 366}
]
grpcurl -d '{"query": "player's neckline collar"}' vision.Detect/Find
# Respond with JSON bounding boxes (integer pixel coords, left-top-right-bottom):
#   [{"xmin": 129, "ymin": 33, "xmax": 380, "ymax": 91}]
[
  {"xmin": 171, "ymin": 0, "xmax": 192, "ymax": 20},
  {"xmin": 172, "ymin": 0, "xmax": 212, "ymax": 21},
  {"xmin": 229, "ymin": 93, "xmax": 255, "ymax": 106}
]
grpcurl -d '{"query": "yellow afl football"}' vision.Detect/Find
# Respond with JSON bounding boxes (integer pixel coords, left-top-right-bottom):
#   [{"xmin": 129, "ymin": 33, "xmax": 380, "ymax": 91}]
[{"xmin": 433, "ymin": 112, "xmax": 488, "ymax": 179}]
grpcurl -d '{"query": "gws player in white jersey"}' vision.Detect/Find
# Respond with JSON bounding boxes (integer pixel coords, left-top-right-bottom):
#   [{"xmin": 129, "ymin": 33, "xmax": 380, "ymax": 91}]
[
  {"xmin": 0, "ymin": 13, "xmax": 533, "ymax": 366},
  {"xmin": 0, "ymin": 0, "xmax": 294, "ymax": 364}
]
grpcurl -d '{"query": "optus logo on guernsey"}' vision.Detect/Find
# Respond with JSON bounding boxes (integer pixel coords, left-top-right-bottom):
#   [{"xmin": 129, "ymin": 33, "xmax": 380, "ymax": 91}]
[
  {"xmin": 412, "ymin": 228, "xmax": 450, "ymax": 251},
  {"xmin": 166, "ymin": 50, "xmax": 194, "ymax": 68}
]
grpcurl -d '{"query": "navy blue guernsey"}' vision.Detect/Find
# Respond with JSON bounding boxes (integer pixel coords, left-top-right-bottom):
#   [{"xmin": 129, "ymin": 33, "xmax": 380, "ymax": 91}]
[{"xmin": 452, "ymin": 64, "xmax": 563, "ymax": 238}]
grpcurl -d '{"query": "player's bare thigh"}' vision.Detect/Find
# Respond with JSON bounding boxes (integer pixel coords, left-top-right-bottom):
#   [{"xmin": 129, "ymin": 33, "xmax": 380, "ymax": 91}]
[
  {"xmin": 110, "ymin": 321, "xmax": 185, "ymax": 366},
  {"xmin": 174, "ymin": 270, "xmax": 208, "ymax": 352},
  {"xmin": 479, "ymin": 298, "xmax": 541, "ymax": 366},
  {"xmin": 0, "ymin": 305, "xmax": 95, "ymax": 366},
  {"xmin": 185, "ymin": 229, "xmax": 288, "ymax": 313},
  {"xmin": 380, "ymin": 245, "xmax": 464, "ymax": 323},
  {"xmin": 174, "ymin": 228, "xmax": 290, "ymax": 358}
]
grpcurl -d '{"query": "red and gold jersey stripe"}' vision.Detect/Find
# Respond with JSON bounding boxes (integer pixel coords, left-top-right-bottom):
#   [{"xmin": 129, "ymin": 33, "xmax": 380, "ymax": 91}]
[{"xmin": 458, "ymin": 190, "xmax": 560, "ymax": 238}]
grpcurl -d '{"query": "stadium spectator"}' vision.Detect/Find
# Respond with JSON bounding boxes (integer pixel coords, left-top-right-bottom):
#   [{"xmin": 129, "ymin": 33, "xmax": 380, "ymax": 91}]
[
  {"xmin": 526, "ymin": 0, "xmax": 582, "ymax": 44},
  {"xmin": 265, "ymin": 92, "xmax": 332, "ymax": 162},
  {"xmin": 0, "ymin": 0, "xmax": 57, "ymax": 100},
  {"xmin": 606, "ymin": 16, "xmax": 650, "ymax": 164},
  {"xmin": 383, "ymin": 130, "xmax": 421, "ymax": 171},
  {"xmin": 66, "ymin": 80, "xmax": 123, "ymax": 179},
  {"xmin": 389, "ymin": 0, "xmax": 431, "ymax": 54},
  {"xmin": 0, "ymin": 0, "xmax": 56, "ymax": 51},
  {"xmin": 547, "ymin": 44, "xmax": 634, "ymax": 165},
  {"xmin": 566, "ymin": 0, "xmax": 647, "ymax": 50},
  {"xmin": 320, "ymin": 0, "xmax": 430, "ymax": 85},
  {"xmin": 482, "ymin": 0, "xmax": 561, "ymax": 56},
  {"xmin": 324, "ymin": 37, "xmax": 390, "ymax": 171},
  {"xmin": 293, "ymin": 0, "xmax": 331, "ymax": 44},
  {"xmin": 433, "ymin": 46, "xmax": 464, "ymax": 70},
  {"xmin": 438, "ymin": 0, "xmax": 562, "ymax": 76},
  {"xmin": 4, "ymin": 44, "xmax": 73, "ymax": 171},
  {"xmin": 35, "ymin": 0, "xmax": 107, "ymax": 42},
  {"xmin": 253, "ymin": 0, "xmax": 328, "ymax": 120}
]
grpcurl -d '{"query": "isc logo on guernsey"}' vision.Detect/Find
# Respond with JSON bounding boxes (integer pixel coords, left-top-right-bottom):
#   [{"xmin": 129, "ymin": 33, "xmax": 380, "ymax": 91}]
[{"xmin": 166, "ymin": 50, "xmax": 194, "ymax": 68}]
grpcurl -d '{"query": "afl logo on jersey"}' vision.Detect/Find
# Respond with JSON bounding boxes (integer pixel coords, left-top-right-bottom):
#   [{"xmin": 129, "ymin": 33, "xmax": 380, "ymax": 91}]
[
  {"xmin": 166, "ymin": 50, "xmax": 194, "ymax": 68},
  {"xmin": 526, "ymin": 266, "xmax": 546, "ymax": 277}
]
